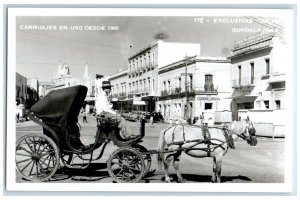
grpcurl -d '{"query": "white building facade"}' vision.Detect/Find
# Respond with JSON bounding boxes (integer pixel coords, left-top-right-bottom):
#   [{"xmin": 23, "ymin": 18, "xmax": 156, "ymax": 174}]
[
  {"xmin": 228, "ymin": 32, "xmax": 286, "ymax": 137},
  {"xmin": 157, "ymin": 56, "xmax": 231, "ymax": 123},
  {"xmin": 127, "ymin": 40, "xmax": 201, "ymax": 112}
]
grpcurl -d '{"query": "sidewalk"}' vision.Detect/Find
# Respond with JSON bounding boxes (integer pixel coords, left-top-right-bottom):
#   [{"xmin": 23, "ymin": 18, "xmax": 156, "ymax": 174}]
[{"xmin": 16, "ymin": 120, "xmax": 37, "ymax": 127}]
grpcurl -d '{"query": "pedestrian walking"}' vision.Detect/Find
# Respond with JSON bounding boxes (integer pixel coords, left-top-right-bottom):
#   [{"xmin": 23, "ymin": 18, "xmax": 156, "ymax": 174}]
[{"xmin": 83, "ymin": 111, "xmax": 88, "ymax": 123}]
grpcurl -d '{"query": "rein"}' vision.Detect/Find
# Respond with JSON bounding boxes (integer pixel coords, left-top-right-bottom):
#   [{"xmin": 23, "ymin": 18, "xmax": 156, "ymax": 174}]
[
  {"xmin": 235, "ymin": 133, "xmax": 249, "ymax": 140},
  {"xmin": 163, "ymin": 122, "xmax": 252, "ymax": 156}
]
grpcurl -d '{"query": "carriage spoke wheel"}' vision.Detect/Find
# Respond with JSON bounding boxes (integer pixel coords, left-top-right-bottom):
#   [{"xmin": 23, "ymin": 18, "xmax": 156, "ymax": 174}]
[
  {"xmin": 132, "ymin": 144, "xmax": 152, "ymax": 175},
  {"xmin": 107, "ymin": 147, "xmax": 145, "ymax": 183},
  {"xmin": 15, "ymin": 134, "xmax": 60, "ymax": 181}
]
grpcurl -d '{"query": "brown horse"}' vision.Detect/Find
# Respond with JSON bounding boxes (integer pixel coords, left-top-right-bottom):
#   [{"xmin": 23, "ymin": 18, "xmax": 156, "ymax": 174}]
[{"xmin": 157, "ymin": 118, "xmax": 257, "ymax": 183}]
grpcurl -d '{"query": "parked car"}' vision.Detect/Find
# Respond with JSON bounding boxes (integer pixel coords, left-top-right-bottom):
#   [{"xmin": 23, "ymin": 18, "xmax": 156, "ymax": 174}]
[
  {"xmin": 128, "ymin": 111, "xmax": 140, "ymax": 122},
  {"xmin": 121, "ymin": 110, "xmax": 130, "ymax": 119},
  {"xmin": 121, "ymin": 111, "xmax": 139, "ymax": 122},
  {"xmin": 144, "ymin": 112, "xmax": 164, "ymax": 123}
]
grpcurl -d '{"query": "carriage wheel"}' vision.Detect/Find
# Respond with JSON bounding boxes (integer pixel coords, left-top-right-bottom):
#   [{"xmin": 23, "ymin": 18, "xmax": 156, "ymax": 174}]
[
  {"xmin": 15, "ymin": 134, "xmax": 60, "ymax": 181},
  {"xmin": 107, "ymin": 147, "xmax": 145, "ymax": 183},
  {"xmin": 132, "ymin": 144, "xmax": 152, "ymax": 175}
]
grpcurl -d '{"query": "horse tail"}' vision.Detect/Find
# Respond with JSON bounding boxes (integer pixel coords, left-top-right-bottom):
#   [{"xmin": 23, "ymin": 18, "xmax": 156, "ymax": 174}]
[{"xmin": 157, "ymin": 129, "xmax": 166, "ymax": 169}]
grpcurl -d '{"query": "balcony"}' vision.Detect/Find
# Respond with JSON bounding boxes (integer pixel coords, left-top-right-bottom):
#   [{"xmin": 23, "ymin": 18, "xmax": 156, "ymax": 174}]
[
  {"xmin": 161, "ymin": 90, "xmax": 171, "ymax": 96},
  {"xmin": 232, "ymin": 78, "xmax": 255, "ymax": 88},
  {"xmin": 173, "ymin": 87, "xmax": 182, "ymax": 94},
  {"xmin": 118, "ymin": 92, "xmax": 127, "ymax": 100},
  {"xmin": 160, "ymin": 87, "xmax": 196, "ymax": 99},
  {"xmin": 200, "ymin": 83, "xmax": 218, "ymax": 94}
]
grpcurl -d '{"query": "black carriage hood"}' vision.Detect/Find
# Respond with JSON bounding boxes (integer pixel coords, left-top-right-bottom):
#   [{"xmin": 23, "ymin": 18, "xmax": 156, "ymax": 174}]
[{"xmin": 31, "ymin": 85, "xmax": 87, "ymax": 121}]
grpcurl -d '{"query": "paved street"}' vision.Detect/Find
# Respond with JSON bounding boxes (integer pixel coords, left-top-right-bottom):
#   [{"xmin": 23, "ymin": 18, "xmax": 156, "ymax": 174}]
[{"xmin": 15, "ymin": 114, "xmax": 285, "ymax": 183}]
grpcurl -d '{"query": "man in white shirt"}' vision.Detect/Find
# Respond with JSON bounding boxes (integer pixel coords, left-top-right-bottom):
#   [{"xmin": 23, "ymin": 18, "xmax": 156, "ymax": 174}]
[{"xmin": 95, "ymin": 80, "xmax": 136, "ymax": 139}]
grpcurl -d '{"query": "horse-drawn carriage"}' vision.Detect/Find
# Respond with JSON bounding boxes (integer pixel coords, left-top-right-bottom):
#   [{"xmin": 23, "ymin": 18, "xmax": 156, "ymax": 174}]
[
  {"xmin": 15, "ymin": 85, "xmax": 151, "ymax": 183},
  {"xmin": 16, "ymin": 85, "xmax": 258, "ymax": 183}
]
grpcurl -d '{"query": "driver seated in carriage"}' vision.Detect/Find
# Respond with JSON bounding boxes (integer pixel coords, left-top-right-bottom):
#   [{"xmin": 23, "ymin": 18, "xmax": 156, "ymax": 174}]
[{"xmin": 95, "ymin": 80, "xmax": 139, "ymax": 140}]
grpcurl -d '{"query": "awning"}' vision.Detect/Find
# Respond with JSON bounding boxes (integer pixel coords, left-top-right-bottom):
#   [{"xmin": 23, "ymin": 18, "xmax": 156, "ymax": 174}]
[
  {"xmin": 268, "ymin": 79, "xmax": 285, "ymax": 84},
  {"xmin": 224, "ymin": 95, "xmax": 258, "ymax": 99},
  {"xmin": 232, "ymin": 95, "xmax": 258, "ymax": 99},
  {"xmin": 111, "ymin": 98, "xmax": 119, "ymax": 102},
  {"xmin": 141, "ymin": 96, "xmax": 156, "ymax": 100},
  {"xmin": 85, "ymin": 96, "xmax": 96, "ymax": 101},
  {"xmin": 133, "ymin": 100, "xmax": 147, "ymax": 105},
  {"xmin": 267, "ymin": 74, "xmax": 286, "ymax": 84}
]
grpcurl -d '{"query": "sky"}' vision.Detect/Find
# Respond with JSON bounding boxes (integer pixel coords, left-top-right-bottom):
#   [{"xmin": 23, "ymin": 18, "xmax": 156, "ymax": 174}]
[{"xmin": 15, "ymin": 15, "xmax": 285, "ymax": 82}]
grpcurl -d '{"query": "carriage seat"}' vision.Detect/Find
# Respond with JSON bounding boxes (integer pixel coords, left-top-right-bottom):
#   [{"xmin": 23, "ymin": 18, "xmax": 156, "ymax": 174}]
[
  {"xmin": 96, "ymin": 115, "xmax": 119, "ymax": 128},
  {"xmin": 67, "ymin": 123, "xmax": 89, "ymax": 150},
  {"xmin": 96, "ymin": 115, "xmax": 140, "ymax": 142}
]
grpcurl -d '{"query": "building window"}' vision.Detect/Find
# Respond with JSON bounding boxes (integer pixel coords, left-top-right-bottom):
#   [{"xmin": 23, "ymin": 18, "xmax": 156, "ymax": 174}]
[
  {"xmin": 205, "ymin": 103, "xmax": 213, "ymax": 110},
  {"xmin": 275, "ymin": 100, "xmax": 281, "ymax": 109},
  {"xmin": 148, "ymin": 78, "xmax": 151, "ymax": 92},
  {"xmin": 205, "ymin": 74, "xmax": 213, "ymax": 91},
  {"xmin": 168, "ymin": 80, "xmax": 171, "ymax": 93},
  {"xmin": 251, "ymin": 62, "xmax": 254, "ymax": 84},
  {"xmin": 189, "ymin": 102, "xmax": 193, "ymax": 117},
  {"xmin": 189, "ymin": 75, "xmax": 193, "ymax": 91},
  {"xmin": 152, "ymin": 54, "xmax": 155, "ymax": 67},
  {"xmin": 264, "ymin": 100, "xmax": 269, "ymax": 109},
  {"xmin": 265, "ymin": 58, "xmax": 270, "ymax": 75},
  {"xmin": 238, "ymin": 66, "xmax": 241, "ymax": 86},
  {"xmin": 153, "ymin": 78, "xmax": 155, "ymax": 92},
  {"xmin": 148, "ymin": 55, "xmax": 151, "ymax": 67}
]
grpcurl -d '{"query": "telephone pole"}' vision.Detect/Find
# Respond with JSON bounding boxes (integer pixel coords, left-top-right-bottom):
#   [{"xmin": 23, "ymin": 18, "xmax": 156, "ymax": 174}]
[{"xmin": 182, "ymin": 55, "xmax": 193, "ymax": 121}]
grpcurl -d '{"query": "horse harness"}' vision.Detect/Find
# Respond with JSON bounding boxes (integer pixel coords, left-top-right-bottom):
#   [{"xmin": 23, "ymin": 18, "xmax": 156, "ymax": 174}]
[{"xmin": 164, "ymin": 124, "xmax": 235, "ymax": 157}]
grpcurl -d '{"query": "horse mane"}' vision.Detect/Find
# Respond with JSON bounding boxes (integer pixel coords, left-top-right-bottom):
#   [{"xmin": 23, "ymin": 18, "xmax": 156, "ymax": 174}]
[{"xmin": 229, "ymin": 121, "xmax": 246, "ymax": 135}]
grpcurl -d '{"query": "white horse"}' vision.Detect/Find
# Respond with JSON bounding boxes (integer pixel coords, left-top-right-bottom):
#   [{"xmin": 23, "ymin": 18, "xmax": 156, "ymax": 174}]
[{"xmin": 157, "ymin": 118, "xmax": 257, "ymax": 183}]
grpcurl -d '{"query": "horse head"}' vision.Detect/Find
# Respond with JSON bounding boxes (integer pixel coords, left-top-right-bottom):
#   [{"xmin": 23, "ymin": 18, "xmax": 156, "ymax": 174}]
[{"xmin": 230, "ymin": 118, "xmax": 257, "ymax": 146}]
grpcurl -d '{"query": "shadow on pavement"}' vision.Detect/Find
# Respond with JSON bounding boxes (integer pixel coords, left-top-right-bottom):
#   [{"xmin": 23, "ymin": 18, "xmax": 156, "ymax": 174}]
[
  {"xmin": 221, "ymin": 175, "xmax": 252, "ymax": 182},
  {"xmin": 54, "ymin": 163, "xmax": 110, "ymax": 182},
  {"xmin": 160, "ymin": 174, "xmax": 252, "ymax": 183}
]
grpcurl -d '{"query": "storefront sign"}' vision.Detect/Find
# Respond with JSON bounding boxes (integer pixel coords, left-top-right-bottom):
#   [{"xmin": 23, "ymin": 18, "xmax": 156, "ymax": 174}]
[{"xmin": 197, "ymin": 96, "xmax": 220, "ymax": 101}]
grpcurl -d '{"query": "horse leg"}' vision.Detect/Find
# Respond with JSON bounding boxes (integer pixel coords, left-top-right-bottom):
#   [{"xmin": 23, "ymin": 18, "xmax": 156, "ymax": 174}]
[
  {"xmin": 163, "ymin": 153, "xmax": 174, "ymax": 183},
  {"xmin": 212, "ymin": 156, "xmax": 217, "ymax": 183},
  {"xmin": 215, "ymin": 154, "xmax": 223, "ymax": 183},
  {"xmin": 173, "ymin": 151, "xmax": 184, "ymax": 183}
]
